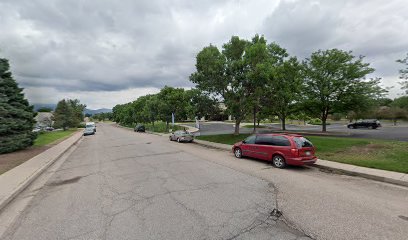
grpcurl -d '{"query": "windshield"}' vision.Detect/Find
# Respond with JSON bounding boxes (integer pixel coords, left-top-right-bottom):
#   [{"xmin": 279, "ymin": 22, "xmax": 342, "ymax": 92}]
[{"xmin": 293, "ymin": 137, "xmax": 313, "ymax": 148}]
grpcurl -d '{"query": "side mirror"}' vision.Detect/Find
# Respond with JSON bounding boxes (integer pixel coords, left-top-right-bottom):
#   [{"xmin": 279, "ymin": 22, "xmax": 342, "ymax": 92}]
[{"xmin": 242, "ymin": 140, "xmax": 246, "ymax": 144}]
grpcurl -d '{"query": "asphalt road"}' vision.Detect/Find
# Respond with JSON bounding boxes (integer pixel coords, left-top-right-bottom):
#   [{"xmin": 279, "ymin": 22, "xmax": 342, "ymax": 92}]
[
  {"xmin": 1, "ymin": 123, "xmax": 407, "ymax": 240},
  {"xmin": 194, "ymin": 122, "xmax": 408, "ymax": 141}
]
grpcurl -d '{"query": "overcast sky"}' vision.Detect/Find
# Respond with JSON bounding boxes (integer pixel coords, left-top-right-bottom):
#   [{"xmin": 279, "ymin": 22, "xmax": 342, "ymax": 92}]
[{"xmin": 1, "ymin": 0, "xmax": 407, "ymax": 109}]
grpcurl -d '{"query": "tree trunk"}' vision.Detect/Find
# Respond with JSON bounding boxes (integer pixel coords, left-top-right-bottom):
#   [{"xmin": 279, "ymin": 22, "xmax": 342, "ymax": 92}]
[
  {"xmin": 322, "ymin": 117, "xmax": 327, "ymax": 132},
  {"xmin": 281, "ymin": 117, "xmax": 286, "ymax": 131},
  {"xmin": 166, "ymin": 121, "xmax": 169, "ymax": 131},
  {"xmin": 321, "ymin": 108, "xmax": 329, "ymax": 132},
  {"xmin": 234, "ymin": 119, "xmax": 241, "ymax": 135},
  {"xmin": 257, "ymin": 119, "xmax": 261, "ymax": 126},
  {"xmin": 253, "ymin": 107, "xmax": 257, "ymax": 133}
]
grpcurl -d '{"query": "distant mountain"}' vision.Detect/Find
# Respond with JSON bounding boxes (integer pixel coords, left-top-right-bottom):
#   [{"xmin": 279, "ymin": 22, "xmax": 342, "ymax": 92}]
[
  {"xmin": 84, "ymin": 108, "xmax": 112, "ymax": 115},
  {"xmin": 33, "ymin": 103, "xmax": 56, "ymax": 111},
  {"xmin": 33, "ymin": 104, "xmax": 111, "ymax": 115}
]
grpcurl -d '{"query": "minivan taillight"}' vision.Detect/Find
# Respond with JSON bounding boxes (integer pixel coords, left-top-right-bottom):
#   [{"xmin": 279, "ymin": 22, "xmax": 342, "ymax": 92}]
[{"xmin": 291, "ymin": 148, "xmax": 299, "ymax": 157}]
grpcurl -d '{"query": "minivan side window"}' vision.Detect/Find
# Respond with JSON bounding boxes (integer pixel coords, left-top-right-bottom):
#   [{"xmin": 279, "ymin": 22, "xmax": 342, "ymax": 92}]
[
  {"xmin": 255, "ymin": 135, "xmax": 273, "ymax": 145},
  {"xmin": 255, "ymin": 135, "xmax": 291, "ymax": 146},
  {"xmin": 244, "ymin": 135, "xmax": 256, "ymax": 144},
  {"xmin": 271, "ymin": 136, "xmax": 291, "ymax": 146}
]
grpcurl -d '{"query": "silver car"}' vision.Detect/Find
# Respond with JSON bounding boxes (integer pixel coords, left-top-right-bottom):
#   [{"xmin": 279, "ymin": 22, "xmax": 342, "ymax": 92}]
[
  {"xmin": 169, "ymin": 130, "xmax": 194, "ymax": 143},
  {"xmin": 83, "ymin": 127, "xmax": 95, "ymax": 136}
]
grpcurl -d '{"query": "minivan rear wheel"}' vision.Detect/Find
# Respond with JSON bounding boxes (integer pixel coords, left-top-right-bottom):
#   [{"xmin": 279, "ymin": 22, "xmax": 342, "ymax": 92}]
[
  {"xmin": 272, "ymin": 155, "xmax": 286, "ymax": 169},
  {"xmin": 234, "ymin": 148, "xmax": 242, "ymax": 158}
]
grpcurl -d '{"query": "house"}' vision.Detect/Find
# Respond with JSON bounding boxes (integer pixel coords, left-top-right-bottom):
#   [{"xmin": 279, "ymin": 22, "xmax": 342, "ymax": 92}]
[{"xmin": 34, "ymin": 112, "xmax": 54, "ymax": 128}]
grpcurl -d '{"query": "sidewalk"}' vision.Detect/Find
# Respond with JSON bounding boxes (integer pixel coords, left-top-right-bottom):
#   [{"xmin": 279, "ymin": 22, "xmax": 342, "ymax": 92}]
[
  {"xmin": 0, "ymin": 131, "xmax": 82, "ymax": 211},
  {"xmin": 193, "ymin": 139, "xmax": 408, "ymax": 187}
]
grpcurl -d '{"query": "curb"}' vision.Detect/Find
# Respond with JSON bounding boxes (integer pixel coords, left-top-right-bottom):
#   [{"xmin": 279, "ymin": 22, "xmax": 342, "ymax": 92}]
[
  {"xmin": 0, "ymin": 131, "xmax": 83, "ymax": 211},
  {"xmin": 311, "ymin": 161, "xmax": 408, "ymax": 187},
  {"xmin": 193, "ymin": 139, "xmax": 408, "ymax": 188}
]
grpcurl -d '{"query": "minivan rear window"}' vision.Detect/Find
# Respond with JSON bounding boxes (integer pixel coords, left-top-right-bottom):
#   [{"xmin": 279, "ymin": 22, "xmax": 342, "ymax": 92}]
[{"xmin": 293, "ymin": 137, "xmax": 313, "ymax": 148}]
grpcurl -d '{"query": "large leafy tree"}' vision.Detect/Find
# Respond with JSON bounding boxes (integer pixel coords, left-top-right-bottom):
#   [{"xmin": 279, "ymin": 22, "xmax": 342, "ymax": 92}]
[
  {"xmin": 0, "ymin": 58, "xmax": 36, "ymax": 154},
  {"xmin": 392, "ymin": 96, "xmax": 408, "ymax": 110},
  {"xmin": 53, "ymin": 99, "xmax": 74, "ymax": 131},
  {"xmin": 53, "ymin": 99, "xmax": 85, "ymax": 130},
  {"xmin": 191, "ymin": 36, "xmax": 255, "ymax": 134},
  {"xmin": 244, "ymin": 35, "xmax": 270, "ymax": 132},
  {"xmin": 185, "ymin": 88, "xmax": 221, "ymax": 120},
  {"xmin": 157, "ymin": 86, "xmax": 188, "ymax": 129},
  {"xmin": 68, "ymin": 99, "xmax": 86, "ymax": 127},
  {"xmin": 142, "ymin": 94, "xmax": 160, "ymax": 127},
  {"xmin": 397, "ymin": 53, "xmax": 408, "ymax": 94},
  {"xmin": 263, "ymin": 43, "xmax": 303, "ymax": 130},
  {"xmin": 302, "ymin": 49, "xmax": 381, "ymax": 131}
]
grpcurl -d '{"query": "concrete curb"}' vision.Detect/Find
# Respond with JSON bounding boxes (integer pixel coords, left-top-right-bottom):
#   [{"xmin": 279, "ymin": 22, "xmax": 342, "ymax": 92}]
[
  {"xmin": 0, "ymin": 131, "xmax": 83, "ymax": 211},
  {"xmin": 193, "ymin": 139, "xmax": 408, "ymax": 188},
  {"xmin": 312, "ymin": 160, "xmax": 408, "ymax": 187}
]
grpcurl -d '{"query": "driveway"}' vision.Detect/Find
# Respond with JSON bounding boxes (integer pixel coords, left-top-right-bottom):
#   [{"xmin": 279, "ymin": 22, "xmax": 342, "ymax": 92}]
[{"xmin": 1, "ymin": 123, "xmax": 407, "ymax": 240}]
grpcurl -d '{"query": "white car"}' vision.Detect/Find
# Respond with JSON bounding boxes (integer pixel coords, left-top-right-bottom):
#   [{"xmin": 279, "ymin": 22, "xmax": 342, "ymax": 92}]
[{"xmin": 85, "ymin": 122, "xmax": 96, "ymax": 132}]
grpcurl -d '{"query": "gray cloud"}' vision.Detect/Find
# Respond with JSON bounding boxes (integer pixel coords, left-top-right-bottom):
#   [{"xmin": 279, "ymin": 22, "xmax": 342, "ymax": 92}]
[
  {"xmin": 262, "ymin": 0, "xmax": 408, "ymax": 79},
  {"xmin": 1, "ymin": 0, "xmax": 407, "ymax": 108}
]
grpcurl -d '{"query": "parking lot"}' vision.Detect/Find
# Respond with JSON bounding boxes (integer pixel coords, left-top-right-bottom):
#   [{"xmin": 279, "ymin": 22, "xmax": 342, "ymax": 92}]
[{"xmin": 191, "ymin": 122, "xmax": 408, "ymax": 141}]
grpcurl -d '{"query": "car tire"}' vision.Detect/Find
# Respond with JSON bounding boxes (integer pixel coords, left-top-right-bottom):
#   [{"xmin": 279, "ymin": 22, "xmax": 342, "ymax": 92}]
[
  {"xmin": 177, "ymin": 138, "xmax": 181, "ymax": 143},
  {"xmin": 169, "ymin": 136, "xmax": 172, "ymax": 141},
  {"xmin": 272, "ymin": 155, "xmax": 286, "ymax": 169},
  {"xmin": 234, "ymin": 148, "xmax": 242, "ymax": 158}
]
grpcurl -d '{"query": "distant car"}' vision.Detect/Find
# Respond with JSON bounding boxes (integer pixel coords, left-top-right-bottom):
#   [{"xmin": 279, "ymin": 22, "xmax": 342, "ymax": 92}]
[
  {"xmin": 86, "ymin": 122, "xmax": 96, "ymax": 132},
  {"xmin": 169, "ymin": 130, "xmax": 194, "ymax": 143},
  {"xmin": 83, "ymin": 127, "xmax": 95, "ymax": 136},
  {"xmin": 134, "ymin": 124, "xmax": 145, "ymax": 132},
  {"xmin": 232, "ymin": 134, "xmax": 317, "ymax": 168},
  {"xmin": 347, "ymin": 119, "xmax": 381, "ymax": 129},
  {"xmin": 32, "ymin": 127, "xmax": 42, "ymax": 133},
  {"xmin": 45, "ymin": 126, "xmax": 54, "ymax": 131}
]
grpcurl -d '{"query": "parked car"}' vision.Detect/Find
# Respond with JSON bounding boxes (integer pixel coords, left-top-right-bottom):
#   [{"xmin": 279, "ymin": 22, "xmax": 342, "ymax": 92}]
[
  {"xmin": 86, "ymin": 122, "xmax": 96, "ymax": 132},
  {"xmin": 45, "ymin": 126, "xmax": 54, "ymax": 131},
  {"xmin": 83, "ymin": 127, "xmax": 95, "ymax": 136},
  {"xmin": 347, "ymin": 119, "xmax": 381, "ymax": 129},
  {"xmin": 169, "ymin": 130, "xmax": 194, "ymax": 143},
  {"xmin": 134, "ymin": 124, "xmax": 145, "ymax": 132},
  {"xmin": 232, "ymin": 134, "xmax": 317, "ymax": 168},
  {"xmin": 32, "ymin": 127, "xmax": 43, "ymax": 133}
]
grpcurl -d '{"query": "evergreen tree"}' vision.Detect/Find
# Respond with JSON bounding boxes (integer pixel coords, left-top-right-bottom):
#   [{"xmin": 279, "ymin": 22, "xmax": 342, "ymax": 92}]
[
  {"xmin": 0, "ymin": 58, "xmax": 36, "ymax": 154},
  {"xmin": 53, "ymin": 99, "xmax": 74, "ymax": 131}
]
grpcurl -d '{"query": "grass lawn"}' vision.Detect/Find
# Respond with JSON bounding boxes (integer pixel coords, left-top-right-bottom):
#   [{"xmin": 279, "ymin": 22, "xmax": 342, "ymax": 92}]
[
  {"xmin": 197, "ymin": 134, "xmax": 408, "ymax": 173},
  {"xmin": 34, "ymin": 129, "xmax": 78, "ymax": 147}
]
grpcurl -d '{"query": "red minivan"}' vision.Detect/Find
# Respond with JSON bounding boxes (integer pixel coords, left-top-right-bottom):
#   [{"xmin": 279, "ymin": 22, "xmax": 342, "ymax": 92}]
[{"xmin": 232, "ymin": 134, "xmax": 317, "ymax": 168}]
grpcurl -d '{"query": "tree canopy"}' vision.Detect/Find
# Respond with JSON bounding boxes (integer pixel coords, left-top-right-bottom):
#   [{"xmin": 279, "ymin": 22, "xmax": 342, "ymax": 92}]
[
  {"xmin": 397, "ymin": 53, "xmax": 408, "ymax": 94},
  {"xmin": 53, "ymin": 99, "xmax": 86, "ymax": 130},
  {"xmin": 302, "ymin": 49, "xmax": 383, "ymax": 131},
  {"xmin": 0, "ymin": 58, "xmax": 36, "ymax": 154}
]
